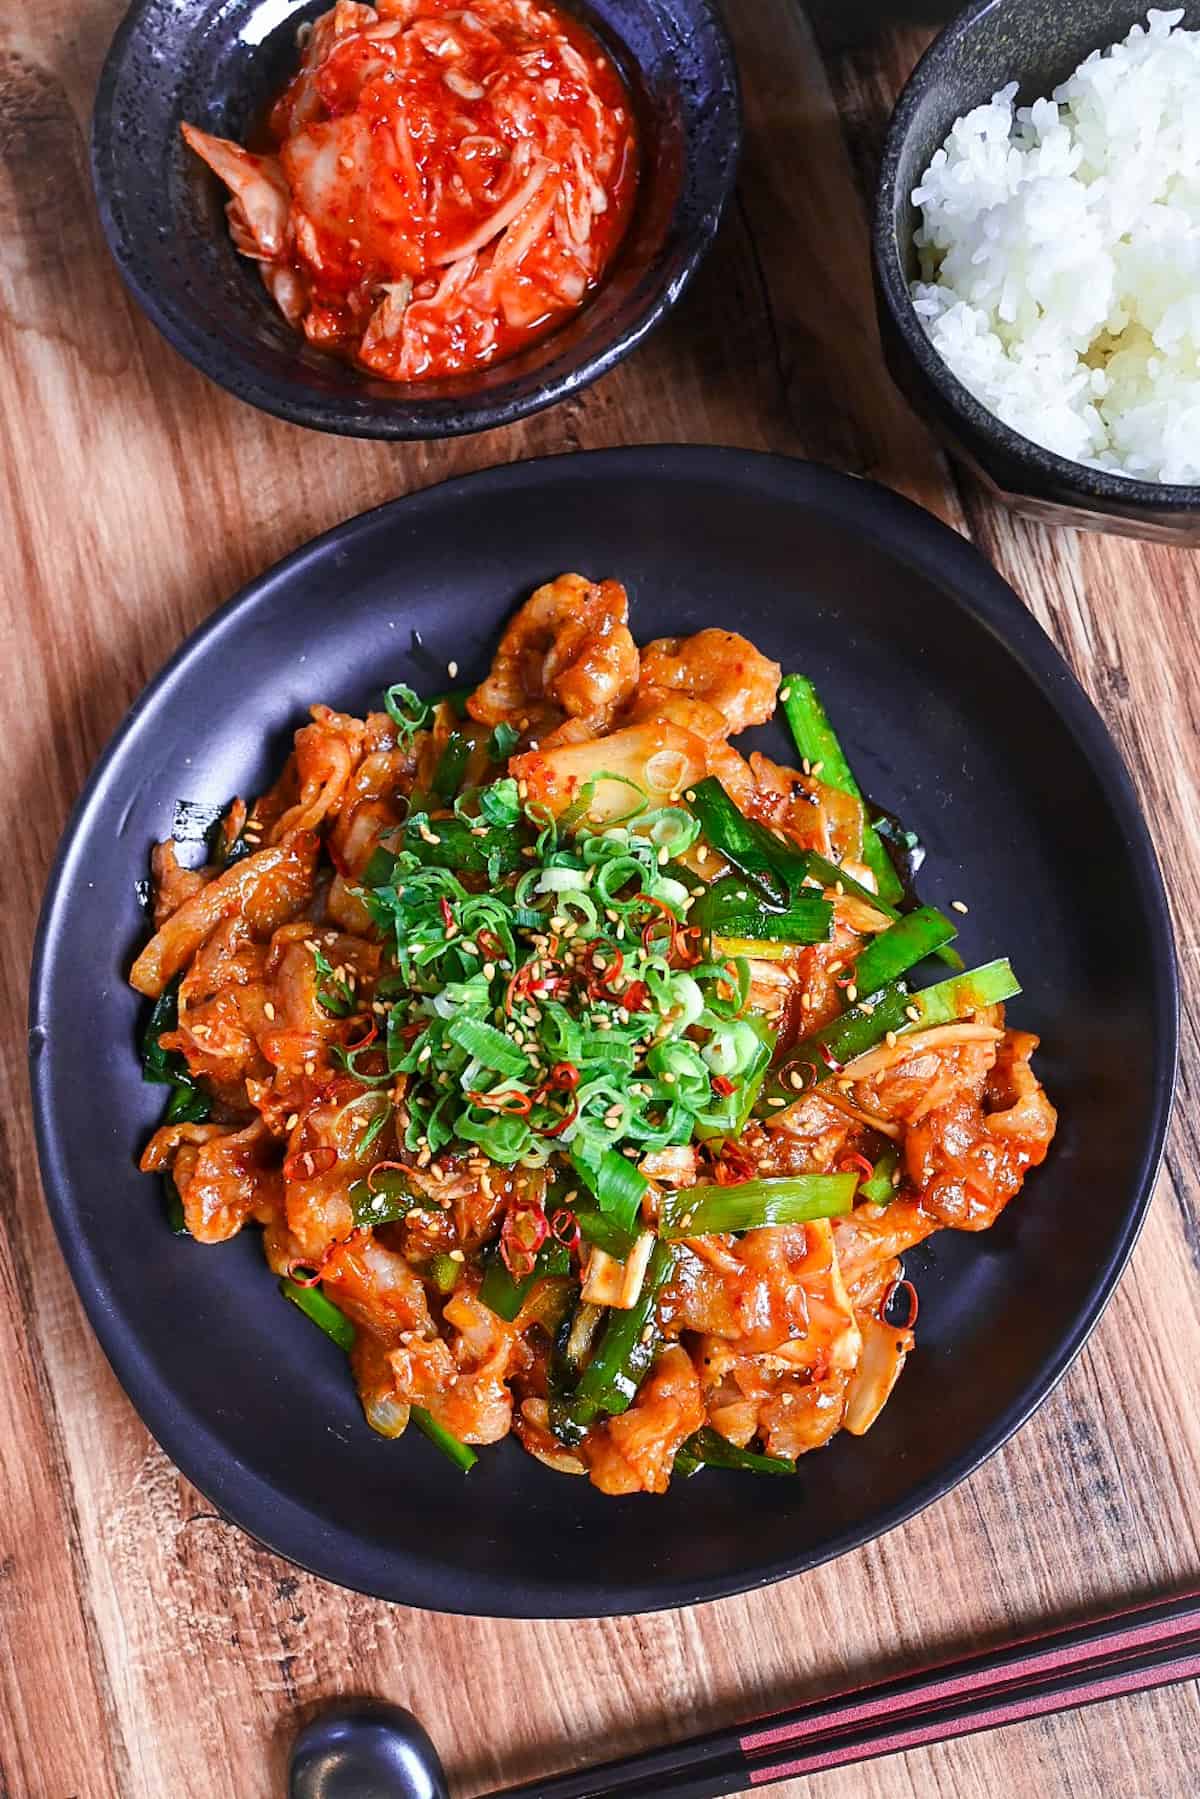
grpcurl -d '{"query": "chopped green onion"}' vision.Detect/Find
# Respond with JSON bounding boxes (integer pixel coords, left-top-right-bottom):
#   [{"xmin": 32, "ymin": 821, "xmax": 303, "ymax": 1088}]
[
  {"xmin": 428, "ymin": 1253, "xmax": 462, "ymax": 1294},
  {"xmin": 383, "ymin": 682, "xmax": 428, "ymax": 746},
  {"xmin": 779, "ymin": 674, "xmax": 904, "ymax": 906},
  {"xmin": 700, "ymin": 875, "xmax": 833, "ymax": 945},
  {"xmin": 803, "ymin": 849, "xmax": 900, "ymax": 920},
  {"xmin": 162, "ymin": 1171, "xmax": 189, "ymax": 1236},
  {"xmin": 349, "ymin": 1168, "xmax": 421, "ymax": 1228},
  {"xmin": 478, "ymin": 777, "xmax": 522, "ymax": 825},
  {"xmin": 164, "ymin": 1083, "xmax": 209, "ymax": 1124},
  {"xmin": 402, "ymin": 813, "xmax": 525, "ymax": 875},
  {"xmin": 685, "ymin": 778, "xmax": 793, "ymax": 907},
  {"xmin": 280, "ymin": 1278, "xmax": 357, "ymax": 1353},
  {"xmin": 488, "ymin": 721, "xmax": 521, "ymax": 761},
  {"xmin": 770, "ymin": 958, "xmax": 1021, "ymax": 1098},
  {"xmin": 412, "ymin": 1407, "xmax": 477, "ymax": 1472},
  {"xmin": 905, "ymin": 958, "xmax": 1020, "ymax": 1028},
  {"xmin": 851, "ymin": 905, "xmax": 957, "ymax": 995},
  {"xmin": 860, "ymin": 1149, "xmax": 901, "ymax": 1205},
  {"xmin": 141, "ymin": 978, "xmax": 210, "ymax": 1122},
  {"xmin": 575, "ymin": 1207, "xmax": 639, "ymax": 1261},
  {"xmin": 570, "ymin": 1144, "xmax": 648, "ymax": 1236},
  {"xmin": 565, "ymin": 1240, "xmax": 675, "ymax": 1427},
  {"xmin": 357, "ymin": 1105, "xmax": 391, "ymax": 1160},
  {"xmin": 677, "ymin": 1426, "xmax": 796, "ymax": 1476},
  {"xmin": 432, "ymin": 731, "xmax": 472, "ymax": 800},
  {"xmin": 659, "ymin": 1174, "xmax": 857, "ymax": 1237},
  {"xmin": 479, "ymin": 1240, "xmax": 572, "ymax": 1322},
  {"xmin": 447, "ymin": 1016, "xmax": 531, "ymax": 1079},
  {"xmin": 312, "ymin": 945, "xmax": 357, "ymax": 1017}
]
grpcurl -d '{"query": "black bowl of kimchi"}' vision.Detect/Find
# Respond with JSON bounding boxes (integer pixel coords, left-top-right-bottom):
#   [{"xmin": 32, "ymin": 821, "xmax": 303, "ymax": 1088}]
[
  {"xmin": 29, "ymin": 449, "xmax": 1176, "ymax": 1616},
  {"xmin": 91, "ymin": 0, "xmax": 740, "ymax": 439}
]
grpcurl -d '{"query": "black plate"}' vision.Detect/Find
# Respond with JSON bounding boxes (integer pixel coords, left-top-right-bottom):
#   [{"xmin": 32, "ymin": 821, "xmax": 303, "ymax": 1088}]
[
  {"xmin": 29, "ymin": 447, "xmax": 1176, "ymax": 1617},
  {"xmin": 91, "ymin": 0, "xmax": 739, "ymax": 440}
]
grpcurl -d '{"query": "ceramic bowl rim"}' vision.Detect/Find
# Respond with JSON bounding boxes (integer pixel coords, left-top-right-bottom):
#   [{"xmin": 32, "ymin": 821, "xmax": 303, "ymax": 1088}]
[
  {"xmin": 90, "ymin": 0, "xmax": 742, "ymax": 441},
  {"xmin": 873, "ymin": 0, "xmax": 1200, "ymax": 510}
]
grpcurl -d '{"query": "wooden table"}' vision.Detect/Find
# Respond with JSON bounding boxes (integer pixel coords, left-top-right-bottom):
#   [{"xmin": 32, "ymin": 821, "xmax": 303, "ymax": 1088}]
[{"xmin": 4, "ymin": 2, "xmax": 1199, "ymax": 1794}]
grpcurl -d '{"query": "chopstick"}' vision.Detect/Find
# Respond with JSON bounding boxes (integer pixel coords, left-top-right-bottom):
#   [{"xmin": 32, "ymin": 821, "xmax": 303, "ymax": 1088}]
[{"xmin": 484, "ymin": 1587, "xmax": 1200, "ymax": 1799}]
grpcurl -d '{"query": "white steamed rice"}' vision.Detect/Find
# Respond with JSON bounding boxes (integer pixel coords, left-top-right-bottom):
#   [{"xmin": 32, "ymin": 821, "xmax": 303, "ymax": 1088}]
[{"xmin": 910, "ymin": 8, "xmax": 1200, "ymax": 483}]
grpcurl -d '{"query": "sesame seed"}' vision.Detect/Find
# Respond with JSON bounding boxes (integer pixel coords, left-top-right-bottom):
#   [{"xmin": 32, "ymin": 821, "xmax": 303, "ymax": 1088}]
[
  {"xmin": 767, "ymin": 1097, "xmax": 787, "ymax": 1107},
  {"xmin": 657, "ymin": 846, "xmax": 669, "ymax": 866},
  {"xmin": 640, "ymin": 1324, "xmax": 654, "ymax": 1343},
  {"xmin": 285, "ymin": 1113, "xmax": 299, "ymax": 1131},
  {"xmin": 905, "ymin": 1005, "xmax": 921, "ymax": 1023},
  {"xmin": 952, "ymin": 899, "xmax": 969, "ymax": 915},
  {"xmin": 482, "ymin": 962, "xmax": 496, "ymax": 980},
  {"xmin": 685, "ymin": 789, "xmax": 696, "ymax": 802},
  {"xmin": 860, "ymin": 999, "xmax": 875, "ymax": 1015},
  {"xmin": 789, "ymin": 1070, "xmax": 806, "ymax": 1090},
  {"xmin": 778, "ymin": 686, "xmax": 792, "ymax": 703},
  {"xmin": 449, "ymin": 1248, "xmax": 465, "ymax": 1263},
  {"xmin": 263, "ymin": 1002, "xmax": 276, "ymax": 1020},
  {"xmin": 846, "ymin": 985, "xmax": 858, "ymax": 1003},
  {"xmin": 802, "ymin": 757, "xmax": 811, "ymax": 776},
  {"xmin": 885, "ymin": 1030, "xmax": 897, "ymax": 1048},
  {"xmin": 834, "ymin": 881, "xmax": 844, "ymax": 896},
  {"xmin": 447, "ymin": 660, "xmax": 458, "ymax": 678},
  {"xmin": 811, "ymin": 760, "xmax": 824, "ymax": 777}
]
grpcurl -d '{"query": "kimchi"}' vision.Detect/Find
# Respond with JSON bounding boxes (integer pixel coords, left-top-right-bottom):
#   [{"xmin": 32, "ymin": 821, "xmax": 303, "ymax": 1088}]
[
  {"xmin": 182, "ymin": 0, "xmax": 638, "ymax": 381},
  {"xmin": 131, "ymin": 577, "xmax": 1057, "ymax": 1492}
]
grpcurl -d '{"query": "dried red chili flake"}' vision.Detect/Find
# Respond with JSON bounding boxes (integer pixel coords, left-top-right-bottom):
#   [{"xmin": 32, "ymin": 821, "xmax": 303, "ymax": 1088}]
[
  {"xmin": 579, "ymin": 945, "xmax": 625, "ymax": 1002},
  {"xmin": 711, "ymin": 1074, "xmax": 736, "ymax": 1098},
  {"xmin": 439, "ymin": 896, "xmax": 455, "ymax": 932},
  {"xmin": 837, "ymin": 1150, "xmax": 875, "ymax": 1182},
  {"xmin": 549, "ymin": 1208, "xmax": 581, "ymax": 1253},
  {"xmin": 713, "ymin": 1141, "xmax": 757, "ymax": 1186},
  {"xmin": 622, "ymin": 979, "xmax": 651, "ymax": 1012},
  {"xmin": 467, "ymin": 1088, "xmax": 534, "ymax": 1116},
  {"xmin": 285, "ymin": 1260, "xmax": 324, "ymax": 1289},
  {"xmin": 283, "ymin": 1143, "xmax": 338, "ymax": 1183},
  {"xmin": 641, "ymin": 897, "xmax": 702, "ymax": 967},
  {"xmin": 539, "ymin": 1092, "xmax": 580, "ymax": 1139},
  {"xmin": 884, "ymin": 1277, "xmax": 920, "ymax": 1331},
  {"xmin": 501, "ymin": 1204, "xmax": 549, "ymax": 1279},
  {"xmin": 342, "ymin": 1016, "xmax": 378, "ymax": 1052}
]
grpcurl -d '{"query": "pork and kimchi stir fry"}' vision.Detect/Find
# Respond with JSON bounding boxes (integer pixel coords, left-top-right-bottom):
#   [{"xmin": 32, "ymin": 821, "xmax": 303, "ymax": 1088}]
[
  {"xmin": 182, "ymin": 0, "xmax": 638, "ymax": 382},
  {"xmin": 131, "ymin": 577, "xmax": 1057, "ymax": 1491}
]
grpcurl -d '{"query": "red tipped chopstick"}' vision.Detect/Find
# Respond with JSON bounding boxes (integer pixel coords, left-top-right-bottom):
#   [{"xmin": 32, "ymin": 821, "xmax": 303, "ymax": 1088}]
[{"xmin": 484, "ymin": 1587, "xmax": 1200, "ymax": 1798}]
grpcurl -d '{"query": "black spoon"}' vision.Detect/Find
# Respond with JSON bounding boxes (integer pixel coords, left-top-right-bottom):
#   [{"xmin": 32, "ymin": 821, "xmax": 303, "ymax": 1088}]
[{"xmin": 289, "ymin": 1702, "xmax": 450, "ymax": 1799}]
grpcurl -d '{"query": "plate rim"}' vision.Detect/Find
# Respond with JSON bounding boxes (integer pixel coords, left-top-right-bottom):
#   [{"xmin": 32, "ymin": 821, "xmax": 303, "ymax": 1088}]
[{"xmin": 28, "ymin": 445, "xmax": 1179, "ymax": 1616}]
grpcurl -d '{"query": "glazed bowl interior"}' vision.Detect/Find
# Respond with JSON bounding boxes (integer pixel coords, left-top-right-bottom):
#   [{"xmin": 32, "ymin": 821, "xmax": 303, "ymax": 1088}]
[
  {"xmin": 874, "ymin": 0, "xmax": 1200, "ymax": 527},
  {"xmin": 92, "ymin": 0, "xmax": 739, "ymax": 439}
]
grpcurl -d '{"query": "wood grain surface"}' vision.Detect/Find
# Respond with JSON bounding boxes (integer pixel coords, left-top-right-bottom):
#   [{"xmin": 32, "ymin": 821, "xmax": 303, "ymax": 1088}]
[{"xmin": 2, "ymin": 2, "xmax": 1198, "ymax": 1795}]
